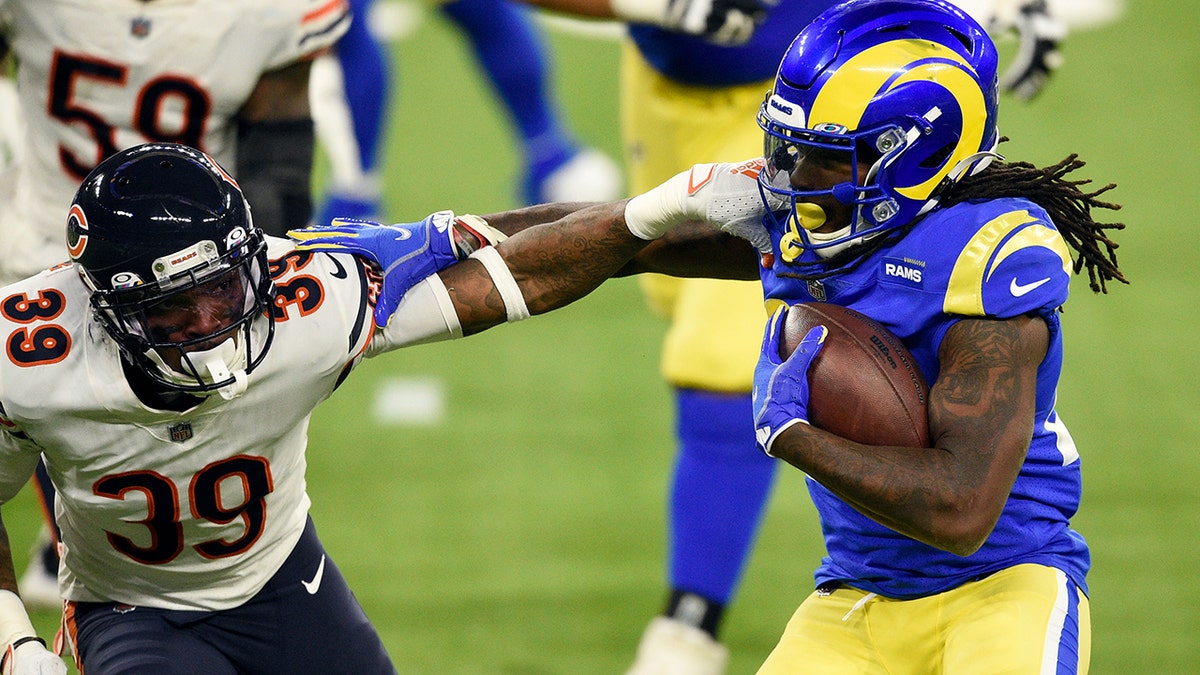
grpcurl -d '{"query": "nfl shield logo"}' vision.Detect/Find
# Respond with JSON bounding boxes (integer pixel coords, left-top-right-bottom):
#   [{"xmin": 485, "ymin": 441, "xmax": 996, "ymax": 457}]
[
  {"xmin": 807, "ymin": 279, "xmax": 827, "ymax": 302},
  {"xmin": 169, "ymin": 423, "xmax": 193, "ymax": 442},
  {"xmin": 131, "ymin": 17, "xmax": 151, "ymax": 38}
]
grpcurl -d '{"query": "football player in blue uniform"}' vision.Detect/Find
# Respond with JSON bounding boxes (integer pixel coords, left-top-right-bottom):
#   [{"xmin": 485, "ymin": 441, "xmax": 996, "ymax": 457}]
[
  {"xmin": 746, "ymin": 0, "xmax": 1124, "ymax": 671},
  {"xmin": 521, "ymin": 0, "xmax": 1070, "ymax": 670}
]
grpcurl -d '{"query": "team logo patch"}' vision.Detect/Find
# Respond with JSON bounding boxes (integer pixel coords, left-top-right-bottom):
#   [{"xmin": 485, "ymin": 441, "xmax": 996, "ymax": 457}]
[
  {"xmin": 168, "ymin": 423, "xmax": 193, "ymax": 442},
  {"xmin": 66, "ymin": 204, "xmax": 88, "ymax": 260},
  {"xmin": 881, "ymin": 256, "xmax": 926, "ymax": 288}
]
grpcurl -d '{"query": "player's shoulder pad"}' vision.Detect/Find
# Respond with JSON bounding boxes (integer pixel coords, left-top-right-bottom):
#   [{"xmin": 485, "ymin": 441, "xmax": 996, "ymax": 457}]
[
  {"xmin": 919, "ymin": 199, "xmax": 1071, "ymax": 318},
  {"xmin": 267, "ymin": 236, "xmax": 376, "ymax": 353}
]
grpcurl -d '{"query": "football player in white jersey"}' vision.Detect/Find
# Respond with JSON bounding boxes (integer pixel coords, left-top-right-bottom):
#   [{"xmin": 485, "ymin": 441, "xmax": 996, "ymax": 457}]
[
  {"xmin": 0, "ymin": 0, "xmax": 351, "ymax": 609},
  {"xmin": 0, "ymin": 142, "xmax": 765, "ymax": 673},
  {"xmin": 0, "ymin": 0, "xmax": 350, "ymax": 283}
]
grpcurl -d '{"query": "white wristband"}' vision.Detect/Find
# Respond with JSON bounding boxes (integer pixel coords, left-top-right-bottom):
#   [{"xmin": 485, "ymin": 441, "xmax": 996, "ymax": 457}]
[
  {"xmin": 469, "ymin": 247, "xmax": 530, "ymax": 323},
  {"xmin": 0, "ymin": 590, "xmax": 37, "ymax": 647},
  {"xmin": 610, "ymin": 0, "xmax": 671, "ymax": 25}
]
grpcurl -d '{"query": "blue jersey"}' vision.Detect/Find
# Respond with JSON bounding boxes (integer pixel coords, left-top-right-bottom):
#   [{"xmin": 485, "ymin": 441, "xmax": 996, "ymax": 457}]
[
  {"xmin": 760, "ymin": 198, "xmax": 1090, "ymax": 599},
  {"xmin": 628, "ymin": 0, "xmax": 831, "ymax": 87}
]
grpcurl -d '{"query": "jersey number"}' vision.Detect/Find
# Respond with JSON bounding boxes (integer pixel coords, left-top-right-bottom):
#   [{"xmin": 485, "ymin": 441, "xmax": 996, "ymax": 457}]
[
  {"xmin": 50, "ymin": 50, "xmax": 211, "ymax": 182},
  {"xmin": 94, "ymin": 456, "xmax": 274, "ymax": 565}
]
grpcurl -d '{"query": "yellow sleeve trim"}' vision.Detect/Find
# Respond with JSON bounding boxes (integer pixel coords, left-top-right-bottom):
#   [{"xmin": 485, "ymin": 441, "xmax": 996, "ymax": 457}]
[{"xmin": 944, "ymin": 210, "xmax": 1070, "ymax": 315}]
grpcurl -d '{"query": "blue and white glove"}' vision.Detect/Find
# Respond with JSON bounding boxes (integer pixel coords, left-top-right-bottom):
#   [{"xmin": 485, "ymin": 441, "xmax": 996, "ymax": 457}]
[
  {"xmin": 611, "ymin": 0, "xmax": 767, "ymax": 46},
  {"xmin": 752, "ymin": 307, "xmax": 827, "ymax": 456},
  {"xmin": 289, "ymin": 211, "xmax": 504, "ymax": 327}
]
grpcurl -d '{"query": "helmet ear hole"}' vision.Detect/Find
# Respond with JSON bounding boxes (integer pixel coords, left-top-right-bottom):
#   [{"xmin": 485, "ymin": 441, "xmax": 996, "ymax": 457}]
[{"xmin": 919, "ymin": 142, "xmax": 956, "ymax": 170}]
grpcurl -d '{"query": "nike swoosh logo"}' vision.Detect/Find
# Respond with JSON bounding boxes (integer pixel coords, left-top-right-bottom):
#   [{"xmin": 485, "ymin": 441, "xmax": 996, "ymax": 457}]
[
  {"xmin": 1010, "ymin": 277, "xmax": 1051, "ymax": 297},
  {"xmin": 302, "ymin": 555, "xmax": 326, "ymax": 595},
  {"xmin": 687, "ymin": 165, "xmax": 716, "ymax": 195}
]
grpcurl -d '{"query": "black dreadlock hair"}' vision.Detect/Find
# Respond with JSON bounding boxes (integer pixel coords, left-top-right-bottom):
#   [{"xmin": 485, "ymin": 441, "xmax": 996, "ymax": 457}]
[
  {"xmin": 777, "ymin": 147, "xmax": 1128, "ymax": 294},
  {"xmin": 942, "ymin": 153, "xmax": 1127, "ymax": 293}
]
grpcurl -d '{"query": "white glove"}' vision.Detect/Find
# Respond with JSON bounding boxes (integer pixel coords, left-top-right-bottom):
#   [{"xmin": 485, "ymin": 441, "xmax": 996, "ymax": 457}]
[
  {"xmin": 611, "ymin": 0, "xmax": 767, "ymax": 46},
  {"xmin": 952, "ymin": 0, "xmax": 1066, "ymax": 100},
  {"xmin": 624, "ymin": 158, "xmax": 776, "ymax": 252},
  {"xmin": 0, "ymin": 591, "xmax": 66, "ymax": 675},
  {"xmin": 2, "ymin": 638, "xmax": 67, "ymax": 675},
  {"xmin": 998, "ymin": 0, "xmax": 1066, "ymax": 100}
]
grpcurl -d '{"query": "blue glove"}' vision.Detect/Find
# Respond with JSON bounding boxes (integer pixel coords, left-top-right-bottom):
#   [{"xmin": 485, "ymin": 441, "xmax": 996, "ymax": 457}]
[
  {"xmin": 752, "ymin": 306, "xmax": 827, "ymax": 456},
  {"xmin": 289, "ymin": 211, "xmax": 462, "ymax": 327}
]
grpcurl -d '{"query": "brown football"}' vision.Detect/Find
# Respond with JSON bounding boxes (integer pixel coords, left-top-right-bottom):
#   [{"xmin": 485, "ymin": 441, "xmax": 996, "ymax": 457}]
[{"xmin": 779, "ymin": 302, "xmax": 930, "ymax": 447}]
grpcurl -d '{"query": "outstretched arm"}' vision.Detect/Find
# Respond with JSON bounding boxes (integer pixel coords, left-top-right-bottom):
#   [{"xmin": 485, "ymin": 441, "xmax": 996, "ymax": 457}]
[
  {"xmin": 519, "ymin": 0, "xmax": 767, "ymax": 46},
  {"xmin": 480, "ymin": 202, "xmax": 761, "ymax": 280},
  {"xmin": 295, "ymin": 161, "xmax": 769, "ymax": 347},
  {"xmin": 441, "ymin": 200, "xmax": 647, "ymax": 335}
]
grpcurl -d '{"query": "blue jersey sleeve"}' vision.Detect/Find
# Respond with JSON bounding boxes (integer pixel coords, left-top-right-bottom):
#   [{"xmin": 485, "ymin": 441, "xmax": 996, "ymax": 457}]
[{"xmin": 939, "ymin": 203, "xmax": 1072, "ymax": 319}]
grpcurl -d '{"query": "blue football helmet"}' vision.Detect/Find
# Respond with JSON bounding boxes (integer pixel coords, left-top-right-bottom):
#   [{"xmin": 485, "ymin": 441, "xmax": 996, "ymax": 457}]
[
  {"xmin": 67, "ymin": 143, "xmax": 275, "ymax": 398},
  {"xmin": 758, "ymin": 0, "xmax": 1000, "ymax": 260}
]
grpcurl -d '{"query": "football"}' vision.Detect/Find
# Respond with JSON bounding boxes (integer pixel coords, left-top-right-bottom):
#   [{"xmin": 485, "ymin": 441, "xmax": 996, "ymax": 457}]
[{"xmin": 779, "ymin": 302, "xmax": 930, "ymax": 447}]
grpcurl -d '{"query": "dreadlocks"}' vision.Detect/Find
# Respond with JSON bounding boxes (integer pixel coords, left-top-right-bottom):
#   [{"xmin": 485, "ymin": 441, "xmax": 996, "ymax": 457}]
[
  {"xmin": 942, "ymin": 153, "xmax": 1128, "ymax": 293},
  {"xmin": 777, "ymin": 151, "xmax": 1128, "ymax": 294}
]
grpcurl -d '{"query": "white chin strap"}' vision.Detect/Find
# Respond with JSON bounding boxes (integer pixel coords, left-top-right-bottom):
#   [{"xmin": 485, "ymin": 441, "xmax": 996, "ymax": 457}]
[{"xmin": 147, "ymin": 337, "xmax": 249, "ymax": 400}]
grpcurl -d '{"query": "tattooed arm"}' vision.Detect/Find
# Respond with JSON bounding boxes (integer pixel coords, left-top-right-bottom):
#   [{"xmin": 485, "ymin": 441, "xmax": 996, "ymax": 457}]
[
  {"xmin": 440, "ymin": 201, "xmax": 658, "ymax": 336},
  {"xmin": 765, "ymin": 315, "xmax": 1048, "ymax": 555},
  {"xmin": 481, "ymin": 202, "xmax": 761, "ymax": 281}
]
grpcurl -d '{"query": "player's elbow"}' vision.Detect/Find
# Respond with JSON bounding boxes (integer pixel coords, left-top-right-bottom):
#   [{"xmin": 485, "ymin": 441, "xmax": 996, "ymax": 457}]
[{"xmin": 928, "ymin": 503, "xmax": 1002, "ymax": 557}]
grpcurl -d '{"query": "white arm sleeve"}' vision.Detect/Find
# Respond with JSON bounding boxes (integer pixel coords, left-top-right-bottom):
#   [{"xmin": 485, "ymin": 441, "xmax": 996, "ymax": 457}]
[
  {"xmin": 367, "ymin": 246, "xmax": 531, "ymax": 356},
  {"xmin": 368, "ymin": 275, "xmax": 463, "ymax": 355}
]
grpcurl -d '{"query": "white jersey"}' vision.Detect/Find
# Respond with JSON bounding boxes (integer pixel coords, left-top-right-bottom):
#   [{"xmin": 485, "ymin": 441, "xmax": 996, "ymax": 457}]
[
  {"xmin": 0, "ymin": 240, "xmax": 396, "ymax": 611},
  {"xmin": 0, "ymin": 0, "xmax": 349, "ymax": 283}
]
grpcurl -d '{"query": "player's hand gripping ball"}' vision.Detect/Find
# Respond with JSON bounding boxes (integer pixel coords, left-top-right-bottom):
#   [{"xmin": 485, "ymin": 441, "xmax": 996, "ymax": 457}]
[{"xmin": 753, "ymin": 306, "xmax": 827, "ymax": 456}]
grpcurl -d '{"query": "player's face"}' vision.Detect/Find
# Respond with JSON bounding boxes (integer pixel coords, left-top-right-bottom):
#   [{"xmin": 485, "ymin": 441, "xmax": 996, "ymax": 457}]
[
  {"xmin": 142, "ymin": 268, "xmax": 247, "ymax": 369},
  {"xmin": 784, "ymin": 145, "xmax": 871, "ymax": 234}
]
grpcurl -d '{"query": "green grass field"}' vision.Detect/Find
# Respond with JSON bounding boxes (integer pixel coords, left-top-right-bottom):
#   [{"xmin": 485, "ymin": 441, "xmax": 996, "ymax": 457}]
[{"xmin": 9, "ymin": 1, "xmax": 1200, "ymax": 671}]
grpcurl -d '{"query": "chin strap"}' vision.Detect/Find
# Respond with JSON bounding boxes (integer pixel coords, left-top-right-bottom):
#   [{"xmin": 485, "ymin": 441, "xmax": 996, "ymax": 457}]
[
  {"xmin": 200, "ymin": 350, "xmax": 249, "ymax": 400},
  {"xmin": 145, "ymin": 337, "xmax": 249, "ymax": 399},
  {"xmin": 948, "ymin": 149, "xmax": 1005, "ymax": 181}
]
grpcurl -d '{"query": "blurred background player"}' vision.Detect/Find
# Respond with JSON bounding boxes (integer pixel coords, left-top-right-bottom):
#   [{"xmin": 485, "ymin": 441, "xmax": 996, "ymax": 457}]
[
  {"xmin": 312, "ymin": 0, "xmax": 622, "ymax": 228},
  {"xmin": 0, "ymin": 0, "xmax": 349, "ymax": 608},
  {"xmin": 523, "ymin": 0, "xmax": 1074, "ymax": 672}
]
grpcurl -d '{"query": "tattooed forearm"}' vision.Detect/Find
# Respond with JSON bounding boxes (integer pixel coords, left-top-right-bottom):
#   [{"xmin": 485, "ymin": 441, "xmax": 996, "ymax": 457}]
[
  {"xmin": 440, "ymin": 202, "xmax": 650, "ymax": 332},
  {"xmin": 481, "ymin": 202, "xmax": 603, "ymax": 238},
  {"xmin": 769, "ymin": 315, "xmax": 1048, "ymax": 555},
  {"xmin": 501, "ymin": 202, "xmax": 649, "ymax": 315}
]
